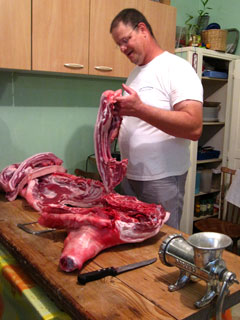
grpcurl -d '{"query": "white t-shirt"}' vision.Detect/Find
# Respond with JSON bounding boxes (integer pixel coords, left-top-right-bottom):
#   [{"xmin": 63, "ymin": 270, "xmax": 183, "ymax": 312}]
[{"xmin": 118, "ymin": 51, "xmax": 203, "ymax": 181}]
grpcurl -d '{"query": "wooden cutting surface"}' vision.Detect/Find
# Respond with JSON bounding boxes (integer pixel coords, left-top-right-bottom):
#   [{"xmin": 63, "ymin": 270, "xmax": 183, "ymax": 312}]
[{"xmin": 0, "ymin": 193, "xmax": 240, "ymax": 320}]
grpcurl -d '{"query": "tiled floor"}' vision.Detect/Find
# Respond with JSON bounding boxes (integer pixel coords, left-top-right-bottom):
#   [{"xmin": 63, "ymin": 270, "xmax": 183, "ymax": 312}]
[{"xmin": 231, "ymin": 302, "xmax": 240, "ymax": 319}]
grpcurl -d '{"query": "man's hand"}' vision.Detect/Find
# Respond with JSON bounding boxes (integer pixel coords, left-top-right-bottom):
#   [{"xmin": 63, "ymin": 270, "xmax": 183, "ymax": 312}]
[{"xmin": 115, "ymin": 83, "xmax": 145, "ymax": 116}]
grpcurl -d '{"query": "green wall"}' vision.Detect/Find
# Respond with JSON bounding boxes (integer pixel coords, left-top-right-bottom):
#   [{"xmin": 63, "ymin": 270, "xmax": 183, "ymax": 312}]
[
  {"xmin": 1, "ymin": 0, "xmax": 239, "ymax": 172},
  {"xmin": 171, "ymin": 0, "xmax": 198, "ymax": 27},
  {"xmin": 0, "ymin": 72, "xmax": 123, "ymax": 173}
]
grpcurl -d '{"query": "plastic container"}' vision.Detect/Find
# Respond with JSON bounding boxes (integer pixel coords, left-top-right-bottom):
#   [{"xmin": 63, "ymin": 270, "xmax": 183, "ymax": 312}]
[
  {"xmin": 203, "ymin": 101, "xmax": 221, "ymax": 122},
  {"xmin": 175, "ymin": 26, "xmax": 185, "ymax": 48},
  {"xmin": 202, "ymin": 70, "xmax": 228, "ymax": 79},
  {"xmin": 200, "ymin": 169, "xmax": 212, "ymax": 193},
  {"xmin": 195, "ymin": 171, "xmax": 201, "ymax": 194},
  {"xmin": 197, "ymin": 147, "xmax": 220, "ymax": 160},
  {"xmin": 212, "ymin": 169, "xmax": 221, "ymax": 189}
]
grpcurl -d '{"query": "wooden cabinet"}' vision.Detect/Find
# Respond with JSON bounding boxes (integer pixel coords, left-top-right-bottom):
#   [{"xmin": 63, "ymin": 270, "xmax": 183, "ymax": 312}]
[
  {"xmin": 0, "ymin": 0, "xmax": 31, "ymax": 70},
  {"xmin": 175, "ymin": 47, "xmax": 240, "ymax": 234},
  {"xmin": 139, "ymin": 0, "xmax": 176, "ymax": 53},
  {"xmin": 89, "ymin": 0, "xmax": 176, "ymax": 78},
  {"xmin": 89, "ymin": 0, "xmax": 139, "ymax": 78},
  {"xmin": 0, "ymin": 0, "xmax": 176, "ymax": 78},
  {"xmin": 32, "ymin": 0, "xmax": 89, "ymax": 74},
  {"xmin": 159, "ymin": 0, "xmax": 171, "ymax": 4}
]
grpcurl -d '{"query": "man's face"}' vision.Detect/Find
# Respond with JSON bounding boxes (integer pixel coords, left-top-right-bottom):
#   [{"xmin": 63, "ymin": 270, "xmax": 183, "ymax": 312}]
[{"xmin": 111, "ymin": 22, "xmax": 145, "ymax": 66}]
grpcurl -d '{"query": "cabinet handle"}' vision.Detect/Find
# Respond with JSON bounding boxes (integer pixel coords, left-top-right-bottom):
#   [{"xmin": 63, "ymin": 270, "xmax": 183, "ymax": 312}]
[
  {"xmin": 64, "ymin": 63, "xmax": 84, "ymax": 69},
  {"xmin": 94, "ymin": 66, "xmax": 113, "ymax": 71}
]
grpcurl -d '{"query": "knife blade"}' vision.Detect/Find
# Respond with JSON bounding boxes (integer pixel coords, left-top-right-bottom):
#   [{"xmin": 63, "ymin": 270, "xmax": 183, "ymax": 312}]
[{"xmin": 78, "ymin": 257, "xmax": 157, "ymax": 285}]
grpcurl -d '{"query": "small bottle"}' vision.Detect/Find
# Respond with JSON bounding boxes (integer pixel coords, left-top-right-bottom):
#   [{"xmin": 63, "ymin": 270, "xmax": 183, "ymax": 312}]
[
  {"xmin": 199, "ymin": 199, "xmax": 204, "ymax": 216},
  {"xmin": 195, "ymin": 198, "xmax": 201, "ymax": 217},
  {"xmin": 200, "ymin": 199, "xmax": 207, "ymax": 216},
  {"xmin": 206, "ymin": 198, "xmax": 211, "ymax": 215},
  {"xmin": 213, "ymin": 203, "xmax": 219, "ymax": 215},
  {"xmin": 209, "ymin": 199, "xmax": 214, "ymax": 215}
]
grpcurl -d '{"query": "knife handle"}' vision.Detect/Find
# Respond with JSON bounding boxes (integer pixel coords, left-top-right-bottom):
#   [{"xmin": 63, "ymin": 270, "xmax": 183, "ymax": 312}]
[{"xmin": 78, "ymin": 267, "xmax": 117, "ymax": 285}]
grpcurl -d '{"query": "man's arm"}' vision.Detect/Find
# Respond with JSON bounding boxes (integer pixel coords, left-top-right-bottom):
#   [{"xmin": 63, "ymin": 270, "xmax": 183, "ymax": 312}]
[{"xmin": 116, "ymin": 84, "xmax": 203, "ymax": 141}]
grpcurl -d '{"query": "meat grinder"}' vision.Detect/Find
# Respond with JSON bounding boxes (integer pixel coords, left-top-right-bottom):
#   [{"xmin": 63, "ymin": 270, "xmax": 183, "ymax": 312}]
[{"xmin": 159, "ymin": 232, "xmax": 239, "ymax": 319}]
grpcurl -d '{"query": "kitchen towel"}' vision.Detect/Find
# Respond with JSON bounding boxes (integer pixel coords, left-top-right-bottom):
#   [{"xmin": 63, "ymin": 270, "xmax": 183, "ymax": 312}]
[{"xmin": 226, "ymin": 169, "xmax": 240, "ymax": 208}]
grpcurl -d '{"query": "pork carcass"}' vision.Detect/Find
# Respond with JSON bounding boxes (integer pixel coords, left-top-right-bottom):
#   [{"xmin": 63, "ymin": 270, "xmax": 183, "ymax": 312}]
[
  {"xmin": 0, "ymin": 153, "xmax": 66, "ymax": 201},
  {"xmin": 60, "ymin": 227, "xmax": 122, "ymax": 273},
  {"xmin": 94, "ymin": 89, "xmax": 128, "ymax": 192},
  {"xmin": 22, "ymin": 172, "xmax": 107, "ymax": 211},
  {"xmin": 0, "ymin": 90, "xmax": 170, "ymax": 273},
  {"xmin": 38, "ymin": 193, "xmax": 169, "ymax": 272}
]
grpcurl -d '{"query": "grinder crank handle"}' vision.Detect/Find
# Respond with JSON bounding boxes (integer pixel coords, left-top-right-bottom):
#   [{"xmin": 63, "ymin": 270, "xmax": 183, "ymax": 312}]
[
  {"xmin": 78, "ymin": 267, "xmax": 117, "ymax": 285},
  {"xmin": 216, "ymin": 271, "xmax": 239, "ymax": 320}
]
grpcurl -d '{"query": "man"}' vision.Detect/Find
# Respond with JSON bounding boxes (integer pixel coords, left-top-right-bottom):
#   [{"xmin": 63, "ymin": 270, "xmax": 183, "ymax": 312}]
[{"xmin": 110, "ymin": 8, "xmax": 203, "ymax": 229}]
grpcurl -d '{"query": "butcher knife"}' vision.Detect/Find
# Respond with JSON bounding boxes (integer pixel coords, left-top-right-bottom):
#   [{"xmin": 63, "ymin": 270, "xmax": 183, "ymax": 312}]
[{"xmin": 78, "ymin": 257, "xmax": 157, "ymax": 285}]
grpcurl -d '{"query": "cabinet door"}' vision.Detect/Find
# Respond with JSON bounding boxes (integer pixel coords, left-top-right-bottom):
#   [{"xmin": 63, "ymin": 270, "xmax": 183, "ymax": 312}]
[
  {"xmin": 0, "ymin": 0, "xmax": 31, "ymax": 70},
  {"xmin": 89, "ymin": 0, "xmax": 138, "ymax": 78},
  {"xmin": 89, "ymin": 0, "xmax": 176, "ymax": 78},
  {"xmin": 32, "ymin": 0, "xmax": 89, "ymax": 74},
  {"xmin": 138, "ymin": 0, "xmax": 176, "ymax": 54}
]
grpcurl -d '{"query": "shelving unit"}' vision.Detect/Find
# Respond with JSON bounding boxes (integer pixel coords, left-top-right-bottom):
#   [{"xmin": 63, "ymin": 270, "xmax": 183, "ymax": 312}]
[{"xmin": 175, "ymin": 47, "xmax": 240, "ymax": 234}]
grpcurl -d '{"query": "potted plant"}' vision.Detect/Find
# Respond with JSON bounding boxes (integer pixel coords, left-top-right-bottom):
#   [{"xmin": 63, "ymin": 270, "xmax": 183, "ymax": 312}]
[
  {"xmin": 197, "ymin": 0, "xmax": 212, "ymax": 34},
  {"xmin": 184, "ymin": 0, "xmax": 212, "ymax": 45},
  {"xmin": 184, "ymin": 14, "xmax": 199, "ymax": 46}
]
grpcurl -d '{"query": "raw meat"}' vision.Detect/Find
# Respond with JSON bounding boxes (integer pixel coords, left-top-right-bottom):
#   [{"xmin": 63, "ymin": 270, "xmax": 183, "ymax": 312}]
[
  {"xmin": 59, "ymin": 226, "xmax": 123, "ymax": 272},
  {"xmin": 0, "ymin": 164, "xmax": 18, "ymax": 192},
  {"xmin": 103, "ymin": 193, "xmax": 168, "ymax": 242},
  {"xmin": 38, "ymin": 193, "xmax": 170, "ymax": 272},
  {"xmin": 23, "ymin": 172, "xmax": 107, "ymax": 211},
  {"xmin": 0, "ymin": 153, "xmax": 66, "ymax": 201},
  {"xmin": 94, "ymin": 89, "xmax": 128, "ymax": 192}
]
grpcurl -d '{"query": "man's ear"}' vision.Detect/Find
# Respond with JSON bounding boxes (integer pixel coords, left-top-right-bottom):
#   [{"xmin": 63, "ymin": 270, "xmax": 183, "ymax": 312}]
[
  {"xmin": 137, "ymin": 22, "xmax": 148, "ymax": 35},
  {"xmin": 137, "ymin": 22, "xmax": 146, "ymax": 28}
]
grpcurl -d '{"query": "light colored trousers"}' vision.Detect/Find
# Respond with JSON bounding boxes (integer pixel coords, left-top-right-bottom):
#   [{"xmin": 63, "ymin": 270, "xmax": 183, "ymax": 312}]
[{"xmin": 121, "ymin": 172, "xmax": 188, "ymax": 230}]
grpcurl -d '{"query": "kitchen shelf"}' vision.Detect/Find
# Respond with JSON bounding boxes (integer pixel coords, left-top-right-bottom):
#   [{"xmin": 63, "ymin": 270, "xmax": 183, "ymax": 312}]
[
  {"xmin": 202, "ymin": 76, "xmax": 228, "ymax": 82},
  {"xmin": 193, "ymin": 213, "xmax": 218, "ymax": 222},
  {"xmin": 195, "ymin": 188, "xmax": 220, "ymax": 197},
  {"xmin": 203, "ymin": 121, "xmax": 225, "ymax": 126},
  {"xmin": 197, "ymin": 158, "xmax": 222, "ymax": 164}
]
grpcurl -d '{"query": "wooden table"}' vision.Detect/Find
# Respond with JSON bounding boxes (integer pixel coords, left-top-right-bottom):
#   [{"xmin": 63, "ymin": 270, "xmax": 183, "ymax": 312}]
[{"xmin": 0, "ymin": 193, "xmax": 239, "ymax": 320}]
